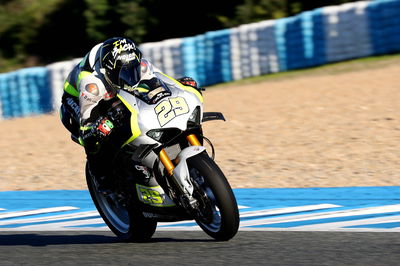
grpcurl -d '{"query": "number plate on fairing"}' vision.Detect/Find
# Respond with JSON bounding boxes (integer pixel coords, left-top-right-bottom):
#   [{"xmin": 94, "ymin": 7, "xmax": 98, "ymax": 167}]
[
  {"xmin": 136, "ymin": 184, "xmax": 176, "ymax": 207},
  {"xmin": 154, "ymin": 97, "xmax": 189, "ymax": 126}
]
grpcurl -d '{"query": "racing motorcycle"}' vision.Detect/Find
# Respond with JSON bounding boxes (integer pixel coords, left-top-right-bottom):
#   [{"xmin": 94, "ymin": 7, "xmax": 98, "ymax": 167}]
[{"xmin": 61, "ymin": 73, "xmax": 240, "ymax": 242}]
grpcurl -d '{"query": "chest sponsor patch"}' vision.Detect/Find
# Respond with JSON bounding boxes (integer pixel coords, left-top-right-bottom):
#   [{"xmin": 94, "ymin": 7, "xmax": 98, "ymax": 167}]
[{"xmin": 85, "ymin": 83, "xmax": 99, "ymax": 96}]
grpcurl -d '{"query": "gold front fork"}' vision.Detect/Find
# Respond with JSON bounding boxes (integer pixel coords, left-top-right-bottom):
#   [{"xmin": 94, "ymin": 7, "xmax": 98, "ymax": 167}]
[
  {"xmin": 159, "ymin": 149, "xmax": 174, "ymax": 176},
  {"xmin": 186, "ymin": 134, "xmax": 201, "ymax": 146},
  {"xmin": 159, "ymin": 134, "xmax": 201, "ymax": 175}
]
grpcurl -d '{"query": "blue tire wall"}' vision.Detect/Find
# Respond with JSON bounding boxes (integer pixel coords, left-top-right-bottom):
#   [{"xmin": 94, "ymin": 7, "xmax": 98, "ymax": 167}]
[{"xmin": 0, "ymin": 0, "xmax": 399, "ymax": 120}]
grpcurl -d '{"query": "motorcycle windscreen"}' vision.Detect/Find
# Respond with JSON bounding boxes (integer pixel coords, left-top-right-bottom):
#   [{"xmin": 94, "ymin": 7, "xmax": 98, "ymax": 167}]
[{"xmin": 135, "ymin": 77, "xmax": 172, "ymax": 104}]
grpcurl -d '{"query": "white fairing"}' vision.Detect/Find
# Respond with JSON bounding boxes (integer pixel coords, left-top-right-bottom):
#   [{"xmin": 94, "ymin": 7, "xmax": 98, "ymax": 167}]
[
  {"xmin": 173, "ymin": 146, "xmax": 206, "ymax": 196},
  {"xmin": 119, "ymin": 73, "xmax": 203, "ymax": 147},
  {"xmin": 118, "ymin": 89, "xmax": 139, "ymax": 111},
  {"xmin": 118, "ymin": 73, "xmax": 204, "ymax": 198}
]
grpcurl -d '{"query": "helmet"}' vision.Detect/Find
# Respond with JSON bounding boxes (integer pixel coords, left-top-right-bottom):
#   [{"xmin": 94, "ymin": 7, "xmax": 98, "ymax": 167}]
[{"xmin": 99, "ymin": 37, "xmax": 142, "ymax": 92}]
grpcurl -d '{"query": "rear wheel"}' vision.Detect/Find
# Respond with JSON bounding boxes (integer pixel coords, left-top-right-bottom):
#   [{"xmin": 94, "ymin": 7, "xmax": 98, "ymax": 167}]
[
  {"xmin": 188, "ymin": 153, "xmax": 239, "ymax": 241},
  {"xmin": 86, "ymin": 163, "xmax": 157, "ymax": 242}
]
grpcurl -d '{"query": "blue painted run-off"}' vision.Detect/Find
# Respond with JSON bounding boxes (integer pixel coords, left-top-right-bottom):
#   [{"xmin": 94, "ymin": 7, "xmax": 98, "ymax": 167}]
[
  {"xmin": 0, "ymin": 187, "xmax": 399, "ymax": 230},
  {"xmin": 0, "ymin": 187, "xmax": 398, "ymax": 211}
]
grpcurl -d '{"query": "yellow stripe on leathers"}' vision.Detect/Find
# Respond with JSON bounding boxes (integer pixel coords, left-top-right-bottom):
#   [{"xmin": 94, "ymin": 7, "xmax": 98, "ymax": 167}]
[
  {"xmin": 63, "ymin": 81, "xmax": 79, "ymax": 97},
  {"xmin": 63, "ymin": 70, "xmax": 92, "ymax": 97}
]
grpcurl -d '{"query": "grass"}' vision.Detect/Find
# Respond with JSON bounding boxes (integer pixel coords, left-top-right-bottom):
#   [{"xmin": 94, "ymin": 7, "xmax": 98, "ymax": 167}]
[{"xmin": 209, "ymin": 53, "xmax": 400, "ymax": 88}]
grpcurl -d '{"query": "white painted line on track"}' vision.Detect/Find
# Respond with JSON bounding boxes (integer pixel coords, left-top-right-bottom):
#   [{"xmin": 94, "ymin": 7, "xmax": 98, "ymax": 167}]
[
  {"xmin": 294, "ymin": 215, "xmax": 400, "ymax": 230},
  {"xmin": 11, "ymin": 218, "xmax": 107, "ymax": 231},
  {"xmin": 156, "ymin": 204, "xmax": 341, "ymax": 229},
  {"xmin": 239, "ymin": 204, "xmax": 341, "ymax": 218},
  {"xmin": 239, "ymin": 204, "xmax": 400, "ymax": 227},
  {"xmin": 0, "ymin": 206, "xmax": 79, "ymax": 220},
  {"xmin": 234, "ymin": 227, "xmax": 400, "ymax": 232},
  {"xmin": 0, "ymin": 210, "xmax": 99, "ymax": 226},
  {"xmin": 0, "ymin": 204, "xmax": 399, "ymax": 232}
]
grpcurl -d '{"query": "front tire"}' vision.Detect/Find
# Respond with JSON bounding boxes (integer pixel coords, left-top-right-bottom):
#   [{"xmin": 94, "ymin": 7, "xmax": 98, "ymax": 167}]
[
  {"xmin": 188, "ymin": 153, "xmax": 239, "ymax": 241},
  {"xmin": 86, "ymin": 163, "xmax": 157, "ymax": 242}
]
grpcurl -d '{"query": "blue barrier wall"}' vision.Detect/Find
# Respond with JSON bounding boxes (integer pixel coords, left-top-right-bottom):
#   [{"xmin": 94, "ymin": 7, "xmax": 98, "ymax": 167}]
[
  {"xmin": 1, "ymin": 0, "xmax": 400, "ymax": 120},
  {"xmin": 0, "ymin": 67, "xmax": 52, "ymax": 119},
  {"xmin": 368, "ymin": 0, "xmax": 400, "ymax": 55}
]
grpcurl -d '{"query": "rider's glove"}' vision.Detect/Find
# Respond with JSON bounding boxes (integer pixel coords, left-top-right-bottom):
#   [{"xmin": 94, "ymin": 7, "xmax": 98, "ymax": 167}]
[
  {"xmin": 81, "ymin": 116, "xmax": 114, "ymax": 152},
  {"xmin": 177, "ymin": 76, "xmax": 205, "ymax": 93},
  {"xmin": 107, "ymin": 106, "xmax": 124, "ymax": 127},
  {"xmin": 93, "ymin": 116, "xmax": 114, "ymax": 138}
]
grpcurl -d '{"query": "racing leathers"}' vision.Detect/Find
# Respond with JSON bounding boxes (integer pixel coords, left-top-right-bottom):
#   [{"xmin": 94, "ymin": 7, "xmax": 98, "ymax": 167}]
[{"xmin": 60, "ymin": 42, "xmax": 201, "ymax": 192}]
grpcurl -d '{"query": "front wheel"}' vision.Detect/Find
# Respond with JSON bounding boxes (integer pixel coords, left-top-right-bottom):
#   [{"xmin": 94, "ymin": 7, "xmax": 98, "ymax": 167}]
[
  {"xmin": 85, "ymin": 163, "xmax": 157, "ymax": 242},
  {"xmin": 188, "ymin": 153, "xmax": 240, "ymax": 241}
]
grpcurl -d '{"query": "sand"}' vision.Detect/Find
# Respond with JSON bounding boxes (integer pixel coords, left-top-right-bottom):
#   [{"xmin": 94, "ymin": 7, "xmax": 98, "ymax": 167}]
[{"xmin": 1, "ymin": 61, "xmax": 399, "ymax": 191}]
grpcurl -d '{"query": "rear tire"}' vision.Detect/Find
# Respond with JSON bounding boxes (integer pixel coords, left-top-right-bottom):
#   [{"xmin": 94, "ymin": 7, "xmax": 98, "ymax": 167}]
[
  {"xmin": 86, "ymin": 163, "xmax": 157, "ymax": 242},
  {"xmin": 188, "ymin": 153, "xmax": 239, "ymax": 241}
]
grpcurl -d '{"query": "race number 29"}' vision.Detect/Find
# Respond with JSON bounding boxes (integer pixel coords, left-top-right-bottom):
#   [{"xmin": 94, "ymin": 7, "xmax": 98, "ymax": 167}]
[{"xmin": 154, "ymin": 97, "xmax": 189, "ymax": 126}]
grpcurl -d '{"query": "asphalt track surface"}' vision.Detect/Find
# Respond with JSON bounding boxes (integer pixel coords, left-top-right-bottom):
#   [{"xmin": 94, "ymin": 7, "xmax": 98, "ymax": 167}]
[{"xmin": 1, "ymin": 231, "xmax": 399, "ymax": 265}]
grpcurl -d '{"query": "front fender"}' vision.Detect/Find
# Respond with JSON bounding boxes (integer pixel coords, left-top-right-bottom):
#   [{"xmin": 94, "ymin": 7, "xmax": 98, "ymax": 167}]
[{"xmin": 172, "ymin": 146, "xmax": 206, "ymax": 196}]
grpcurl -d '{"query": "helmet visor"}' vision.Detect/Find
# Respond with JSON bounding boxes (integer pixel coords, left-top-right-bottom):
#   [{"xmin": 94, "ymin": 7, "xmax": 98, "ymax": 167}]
[{"xmin": 119, "ymin": 60, "xmax": 141, "ymax": 90}]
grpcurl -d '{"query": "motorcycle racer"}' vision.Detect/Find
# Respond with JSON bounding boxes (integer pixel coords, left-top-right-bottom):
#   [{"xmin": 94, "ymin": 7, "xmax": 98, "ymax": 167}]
[{"xmin": 60, "ymin": 37, "xmax": 201, "ymax": 193}]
